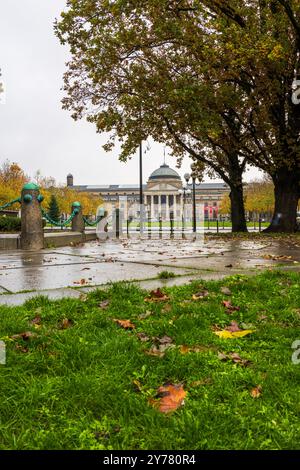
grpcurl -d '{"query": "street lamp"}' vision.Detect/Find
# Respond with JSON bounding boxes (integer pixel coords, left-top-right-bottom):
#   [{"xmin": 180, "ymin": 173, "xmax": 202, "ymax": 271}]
[
  {"xmin": 183, "ymin": 171, "xmax": 197, "ymax": 233},
  {"xmin": 179, "ymin": 177, "xmax": 191, "ymax": 232}
]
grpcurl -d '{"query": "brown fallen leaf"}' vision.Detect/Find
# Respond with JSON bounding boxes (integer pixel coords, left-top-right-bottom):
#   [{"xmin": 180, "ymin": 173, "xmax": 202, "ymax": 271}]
[
  {"xmin": 222, "ymin": 300, "xmax": 240, "ymax": 313},
  {"xmin": 218, "ymin": 351, "xmax": 251, "ymax": 367},
  {"xmin": 144, "ymin": 288, "xmax": 170, "ymax": 303},
  {"xmin": 113, "ymin": 319, "xmax": 135, "ymax": 330},
  {"xmin": 99, "ymin": 300, "xmax": 110, "ymax": 309},
  {"xmin": 137, "ymin": 332, "xmax": 150, "ymax": 342},
  {"xmin": 152, "ymin": 383, "xmax": 186, "ymax": 413},
  {"xmin": 192, "ymin": 290, "xmax": 209, "ymax": 301},
  {"xmin": 225, "ymin": 321, "xmax": 242, "ymax": 332},
  {"xmin": 60, "ymin": 318, "xmax": 73, "ymax": 330},
  {"xmin": 11, "ymin": 331, "xmax": 36, "ymax": 341},
  {"xmin": 73, "ymin": 278, "xmax": 87, "ymax": 285},
  {"xmin": 146, "ymin": 336, "xmax": 175, "ymax": 357},
  {"xmin": 30, "ymin": 315, "xmax": 41, "ymax": 326},
  {"xmin": 250, "ymin": 385, "xmax": 262, "ymax": 398},
  {"xmin": 15, "ymin": 343, "xmax": 29, "ymax": 353}
]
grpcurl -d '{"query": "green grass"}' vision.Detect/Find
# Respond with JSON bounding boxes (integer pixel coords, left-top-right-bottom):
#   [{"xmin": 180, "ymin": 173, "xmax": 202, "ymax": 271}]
[
  {"xmin": 157, "ymin": 271, "xmax": 176, "ymax": 279},
  {"xmin": 0, "ymin": 271, "xmax": 300, "ymax": 450}
]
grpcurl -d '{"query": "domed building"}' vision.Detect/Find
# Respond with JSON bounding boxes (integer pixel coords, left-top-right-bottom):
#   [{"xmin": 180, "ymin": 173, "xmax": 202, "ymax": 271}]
[{"xmin": 67, "ymin": 163, "xmax": 229, "ymax": 221}]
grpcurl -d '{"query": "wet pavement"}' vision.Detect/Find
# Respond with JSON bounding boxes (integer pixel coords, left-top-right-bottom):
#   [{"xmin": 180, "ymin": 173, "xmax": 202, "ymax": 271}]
[{"xmin": 0, "ymin": 237, "xmax": 299, "ymax": 305}]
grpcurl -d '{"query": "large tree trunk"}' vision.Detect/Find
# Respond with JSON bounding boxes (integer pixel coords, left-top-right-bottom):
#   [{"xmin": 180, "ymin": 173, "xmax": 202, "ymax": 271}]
[
  {"xmin": 229, "ymin": 184, "xmax": 248, "ymax": 232},
  {"xmin": 264, "ymin": 170, "xmax": 300, "ymax": 233}
]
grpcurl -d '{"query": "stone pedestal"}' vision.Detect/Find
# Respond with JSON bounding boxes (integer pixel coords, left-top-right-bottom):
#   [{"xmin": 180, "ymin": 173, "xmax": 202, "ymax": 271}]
[
  {"xmin": 71, "ymin": 202, "xmax": 85, "ymax": 233},
  {"xmin": 20, "ymin": 183, "xmax": 44, "ymax": 251}
]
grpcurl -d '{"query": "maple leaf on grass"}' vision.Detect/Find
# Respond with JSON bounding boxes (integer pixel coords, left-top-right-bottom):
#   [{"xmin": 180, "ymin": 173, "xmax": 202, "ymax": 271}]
[
  {"xmin": 144, "ymin": 288, "xmax": 170, "ymax": 303},
  {"xmin": 113, "ymin": 319, "xmax": 135, "ymax": 330},
  {"xmin": 151, "ymin": 383, "xmax": 186, "ymax": 413},
  {"xmin": 250, "ymin": 385, "xmax": 262, "ymax": 398},
  {"xmin": 222, "ymin": 300, "xmax": 240, "ymax": 313}
]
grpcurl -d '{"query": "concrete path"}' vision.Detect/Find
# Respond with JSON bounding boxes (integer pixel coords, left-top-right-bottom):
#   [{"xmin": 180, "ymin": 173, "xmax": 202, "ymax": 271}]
[{"xmin": 0, "ymin": 237, "xmax": 299, "ymax": 305}]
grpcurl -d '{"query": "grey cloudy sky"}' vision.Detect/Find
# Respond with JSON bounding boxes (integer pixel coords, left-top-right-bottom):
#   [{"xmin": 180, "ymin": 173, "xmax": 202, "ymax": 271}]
[{"xmin": 0, "ymin": 0, "xmax": 261, "ymax": 186}]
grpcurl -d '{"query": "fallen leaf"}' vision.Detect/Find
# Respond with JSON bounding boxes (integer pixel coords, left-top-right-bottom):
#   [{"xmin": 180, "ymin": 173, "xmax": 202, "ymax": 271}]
[
  {"xmin": 15, "ymin": 344, "xmax": 29, "ymax": 353},
  {"xmin": 225, "ymin": 321, "xmax": 242, "ymax": 332},
  {"xmin": 222, "ymin": 301, "xmax": 240, "ymax": 313},
  {"xmin": 144, "ymin": 288, "xmax": 170, "ymax": 303},
  {"xmin": 73, "ymin": 278, "xmax": 87, "ymax": 285},
  {"xmin": 221, "ymin": 287, "xmax": 232, "ymax": 296},
  {"xmin": 192, "ymin": 290, "xmax": 209, "ymax": 301},
  {"xmin": 132, "ymin": 379, "xmax": 143, "ymax": 393},
  {"xmin": 11, "ymin": 331, "xmax": 36, "ymax": 341},
  {"xmin": 215, "ymin": 329, "xmax": 254, "ymax": 339},
  {"xmin": 218, "ymin": 351, "xmax": 251, "ymax": 367},
  {"xmin": 225, "ymin": 264, "xmax": 233, "ymax": 268},
  {"xmin": 113, "ymin": 319, "xmax": 135, "ymax": 330},
  {"xmin": 99, "ymin": 300, "xmax": 110, "ymax": 309},
  {"xmin": 137, "ymin": 332, "xmax": 150, "ymax": 342},
  {"xmin": 152, "ymin": 383, "xmax": 186, "ymax": 413},
  {"xmin": 250, "ymin": 385, "xmax": 262, "ymax": 398},
  {"xmin": 60, "ymin": 318, "xmax": 73, "ymax": 329},
  {"xmin": 30, "ymin": 315, "xmax": 41, "ymax": 326},
  {"xmin": 180, "ymin": 345, "xmax": 212, "ymax": 354}
]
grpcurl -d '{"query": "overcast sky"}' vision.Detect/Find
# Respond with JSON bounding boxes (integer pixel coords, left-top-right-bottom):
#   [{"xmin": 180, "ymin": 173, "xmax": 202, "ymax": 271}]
[{"xmin": 0, "ymin": 0, "xmax": 261, "ymax": 186}]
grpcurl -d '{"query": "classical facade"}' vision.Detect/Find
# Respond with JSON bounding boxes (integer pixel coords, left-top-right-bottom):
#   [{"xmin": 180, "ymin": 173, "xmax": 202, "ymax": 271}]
[{"xmin": 67, "ymin": 164, "xmax": 229, "ymax": 220}]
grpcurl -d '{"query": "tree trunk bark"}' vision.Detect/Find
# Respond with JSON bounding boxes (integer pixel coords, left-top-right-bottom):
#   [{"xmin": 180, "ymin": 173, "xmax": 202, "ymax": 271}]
[
  {"xmin": 229, "ymin": 184, "xmax": 248, "ymax": 232},
  {"xmin": 264, "ymin": 170, "xmax": 300, "ymax": 233}
]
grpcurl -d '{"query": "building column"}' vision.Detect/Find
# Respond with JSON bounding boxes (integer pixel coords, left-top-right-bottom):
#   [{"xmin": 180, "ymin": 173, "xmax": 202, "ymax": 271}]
[
  {"xmin": 151, "ymin": 195, "xmax": 154, "ymax": 219},
  {"xmin": 166, "ymin": 195, "xmax": 170, "ymax": 221}
]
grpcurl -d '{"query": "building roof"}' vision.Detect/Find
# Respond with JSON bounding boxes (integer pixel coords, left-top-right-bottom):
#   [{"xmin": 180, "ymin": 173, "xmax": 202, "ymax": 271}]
[{"xmin": 148, "ymin": 164, "xmax": 181, "ymax": 181}]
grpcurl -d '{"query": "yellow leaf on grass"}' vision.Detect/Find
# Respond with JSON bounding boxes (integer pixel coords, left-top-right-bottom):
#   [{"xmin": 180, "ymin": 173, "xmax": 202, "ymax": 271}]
[{"xmin": 215, "ymin": 330, "xmax": 254, "ymax": 339}]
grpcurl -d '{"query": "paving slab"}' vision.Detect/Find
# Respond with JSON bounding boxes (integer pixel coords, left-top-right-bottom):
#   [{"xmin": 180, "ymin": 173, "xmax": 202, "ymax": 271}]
[
  {"xmin": 0, "ymin": 288, "xmax": 83, "ymax": 306},
  {"xmin": 0, "ymin": 260, "xmax": 195, "ymax": 293}
]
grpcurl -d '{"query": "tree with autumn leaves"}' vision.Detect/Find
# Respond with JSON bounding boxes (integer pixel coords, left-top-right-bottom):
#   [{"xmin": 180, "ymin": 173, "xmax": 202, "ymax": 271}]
[
  {"xmin": 55, "ymin": 0, "xmax": 300, "ymax": 232},
  {"xmin": 0, "ymin": 161, "xmax": 100, "ymax": 217}
]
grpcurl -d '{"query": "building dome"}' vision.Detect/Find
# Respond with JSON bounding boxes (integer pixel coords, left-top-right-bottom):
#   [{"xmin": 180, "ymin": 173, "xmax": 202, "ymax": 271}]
[{"xmin": 149, "ymin": 164, "xmax": 181, "ymax": 181}]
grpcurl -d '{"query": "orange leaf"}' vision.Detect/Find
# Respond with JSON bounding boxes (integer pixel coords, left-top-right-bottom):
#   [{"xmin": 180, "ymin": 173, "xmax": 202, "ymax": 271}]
[
  {"xmin": 250, "ymin": 385, "xmax": 262, "ymax": 398},
  {"xmin": 113, "ymin": 319, "xmax": 135, "ymax": 330},
  {"xmin": 152, "ymin": 384, "xmax": 186, "ymax": 413}
]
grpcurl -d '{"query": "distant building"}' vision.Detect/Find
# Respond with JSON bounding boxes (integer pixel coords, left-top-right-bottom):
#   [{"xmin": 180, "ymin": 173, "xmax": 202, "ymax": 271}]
[{"xmin": 67, "ymin": 164, "xmax": 229, "ymax": 220}]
